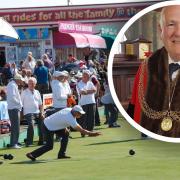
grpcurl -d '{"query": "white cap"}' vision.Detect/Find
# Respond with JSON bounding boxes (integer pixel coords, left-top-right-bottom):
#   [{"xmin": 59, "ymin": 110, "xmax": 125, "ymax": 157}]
[
  {"xmin": 53, "ymin": 71, "xmax": 66, "ymax": 77},
  {"xmin": 75, "ymin": 71, "xmax": 83, "ymax": 78},
  {"xmin": 83, "ymin": 69, "xmax": 91, "ymax": 76},
  {"xmin": 14, "ymin": 73, "xmax": 25, "ymax": 81},
  {"xmin": 62, "ymin": 70, "xmax": 69, "ymax": 77},
  {"xmin": 70, "ymin": 78, "xmax": 77, "ymax": 83},
  {"xmin": 72, "ymin": 105, "xmax": 85, "ymax": 114},
  {"xmin": 28, "ymin": 51, "xmax": 32, "ymax": 56}
]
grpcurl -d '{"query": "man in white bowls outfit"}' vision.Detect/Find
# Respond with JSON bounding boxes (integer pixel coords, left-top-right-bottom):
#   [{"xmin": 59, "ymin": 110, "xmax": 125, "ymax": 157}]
[
  {"xmin": 21, "ymin": 77, "xmax": 44, "ymax": 146},
  {"xmin": 51, "ymin": 71, "xmax": 71, "ymax": 111},
  {"xmin": 76, "ymin": 70, "xmax": 96, "ymax": 133},
  {"xmin": 7, "ymin": 74, "xmax": 24, "ymax": 149},
  {"xmin": 26, "ymin": 105, "xmax": 101, "ymax": 161}
]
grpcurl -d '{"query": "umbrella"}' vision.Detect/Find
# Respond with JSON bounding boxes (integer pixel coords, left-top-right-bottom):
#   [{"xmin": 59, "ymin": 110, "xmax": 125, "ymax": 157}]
[{"xmin": 0, "ymin": 17, "xmax": 19, "ymax": 39}]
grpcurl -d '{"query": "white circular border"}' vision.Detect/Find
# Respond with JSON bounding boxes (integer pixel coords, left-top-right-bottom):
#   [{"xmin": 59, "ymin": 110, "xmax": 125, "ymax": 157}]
[{"xmin": 108, "ymin": 0, "xmax": 180, "ymax": 143}]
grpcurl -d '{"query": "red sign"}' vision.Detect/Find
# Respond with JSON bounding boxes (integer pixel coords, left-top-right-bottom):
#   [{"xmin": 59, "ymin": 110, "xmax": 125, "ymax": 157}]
[
  {"xmin": 44, "ymin": 98, "xmax": 53, "ymax": 106},
  {"xmin": 43, "ymin": 93, "xmax": 53, "ymax": 109},
  {"xmin": 59, "ymin": 21, "xmax": 93, "ymax": 34},
  {"xmin": 0, "ymin": 3, "xmax": 155, "ymax": 25}
]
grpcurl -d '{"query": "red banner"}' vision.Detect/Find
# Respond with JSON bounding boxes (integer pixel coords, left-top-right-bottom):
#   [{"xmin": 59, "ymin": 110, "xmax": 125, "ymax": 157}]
[{"xmin": 0, "ymin": 3, "xmax": 153, "ymax": 25}]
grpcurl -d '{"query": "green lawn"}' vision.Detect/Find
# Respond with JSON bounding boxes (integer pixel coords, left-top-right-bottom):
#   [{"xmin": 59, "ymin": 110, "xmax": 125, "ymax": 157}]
[{"xmin": 1, "ymin": 116, "xmax": 180, "ymax": 180}]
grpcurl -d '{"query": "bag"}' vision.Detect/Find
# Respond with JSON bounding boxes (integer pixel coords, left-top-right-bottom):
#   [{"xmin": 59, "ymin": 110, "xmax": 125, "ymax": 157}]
[
  {"xmin": 45, "ymin": 107, "xmax": 57, "ymax": 117},
  {"xmin": 0, "ymin": 120, "xmax": 11, "ymax": 134},
  {"xmin": 67, "ymin": 95, "xmax": 76, "ymax": 107}
]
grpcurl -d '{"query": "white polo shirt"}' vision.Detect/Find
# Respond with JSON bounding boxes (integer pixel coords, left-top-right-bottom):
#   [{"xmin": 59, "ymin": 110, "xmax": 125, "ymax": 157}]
[
  {"xmin": 51, "ymin": 80, "xmax": 68, "ymax": 108},
  {"xmin": 6, "ymin": 80, "xmax": 22, "ymax": 110},
  {"xmin": 76, "ymin": 80, "xmax": 96, "ymax": 106},
  {"xmin": 22, "ymin": 58, "xmax": 36, "ymax": 73},
  {"xmin": 21, "ymin": 88, "xmax": 42, "ymax": 115},
  {"xmin": 44, "ymin": 108, "xmax": 78, "ymax": 131},
  {"xmin": 64, "ymin": 81, "xmax": 72, "ymax": 95}
]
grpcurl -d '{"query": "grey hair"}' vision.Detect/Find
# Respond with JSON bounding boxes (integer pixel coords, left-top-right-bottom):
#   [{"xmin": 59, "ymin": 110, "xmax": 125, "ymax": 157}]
[
  {"xmin": 28, "ymin": 77, "xmax": 37, "ymax": 84},
  {"xmin": 159, "ymin": 7, "xmax": 165, "ymax": 28},
  {"xmin": 36, "ymin": 59, "xmax": 44, "ymax": 66}
]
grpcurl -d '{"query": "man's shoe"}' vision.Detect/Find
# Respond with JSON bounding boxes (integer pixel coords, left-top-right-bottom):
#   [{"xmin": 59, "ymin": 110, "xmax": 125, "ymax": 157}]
[
  {"xmin": 26, "ymin": 144, "xmax": 33, "ymax": 147},
  {"xmin": 109, "ymin": 124, "xmax": 120, "ymax": 128},
  {"xmin": 58, "ymin": 155, "xmax": 71, "ymax": 159},
  {"xmin": 17, "ymin": 142, "xmax": 23, "ymax": 146},
  {"xmin": 95, "ymin": 123, "xmax": 101, "ymax": 126},
  {"xmin": 37, "ymin": 141, "xmax": 44, "ymax": 146},
  {"xmin": 26, "ymin": 153, "xmax": 36, "ymax": 161},
  {"xmin": 11, "ymin": 144, "xmax": 22, "ymax": 149}
]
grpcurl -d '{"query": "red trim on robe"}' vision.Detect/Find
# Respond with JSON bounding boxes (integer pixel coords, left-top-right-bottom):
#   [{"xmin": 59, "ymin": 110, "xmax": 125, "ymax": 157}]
[{"xmin": 130, "ymin": 64, "xmax": 147, "ymax": 124}]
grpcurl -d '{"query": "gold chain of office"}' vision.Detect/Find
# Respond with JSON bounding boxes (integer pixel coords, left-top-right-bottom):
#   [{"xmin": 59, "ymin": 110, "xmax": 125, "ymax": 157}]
[{"xmin": 138, "ymin": 60, "xmax": 180, "ymax": 121}]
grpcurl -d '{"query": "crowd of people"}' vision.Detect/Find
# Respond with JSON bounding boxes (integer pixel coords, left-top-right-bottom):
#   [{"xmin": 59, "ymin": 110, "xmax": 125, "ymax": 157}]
[{"xmin": 0, "ymin": 49, "xmax": 120, "ymax": 152}]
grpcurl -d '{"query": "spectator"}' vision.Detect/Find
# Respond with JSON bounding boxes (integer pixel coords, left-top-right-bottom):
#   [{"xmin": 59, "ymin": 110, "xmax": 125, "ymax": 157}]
[
  {"xmin": 41, "ymin": 53, "xmax": 54, "ymax": 72},
  {"xmin": 101, "ymin": 90, "xmax": 120, "ymax": 128},
  {"xmin": 76, "ymin": 70, "xmax": 96, "ymax": 134},
  {"xmin": 6, "ymin": 73, "xmax": 24, "ymax": 149},
  {"xmin": 18, "ymin": 60, "xmax": 24, "ymax": 71},
  {"xmin": 1, "ymin": 63, "xmax": 13, "ymax": 85},
  {"xmin": 0, "ymin": 89, "xmax": 6, "ymax": 101},
  {"xmin": 22, "ymin": 51, "xmax": 36, "ymax": 73},
  {"xmin": 10, "ymin": 62, "xmax": 18, "ymax": 77},
  {"xmin": 21, "ymin": 77, "xmax": 44, "ymax": 146},
  {"xmin": 62, "ymin": 70, "xmax": 72, "ymax": 96},
  {"xmin": 91, "ymin": 74, "xmax": 101, "ymax": 126},
  {"xmin": 62, "ymin": 70, "xmax": 76, "ymax": 107},
  {"xmin": 67, "ymin": 54, "xmax": 76, "ymax": 64},
  {"xmin": 34, "ymin": 60, "xmax": 49, "ymax": 95},
  {"xmin": 51, "ymin": 71, "xmax": 70, "ymax": 111},
  {"xmin": 88, "ymin": 60, "xmax": 97, "ymax": 75}
]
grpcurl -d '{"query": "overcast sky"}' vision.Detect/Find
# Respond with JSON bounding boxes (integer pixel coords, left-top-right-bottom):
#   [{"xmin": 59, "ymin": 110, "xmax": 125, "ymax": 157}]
[{"xmin": 0, "ymin": 0, "xmax": 161, "ymax": 8}]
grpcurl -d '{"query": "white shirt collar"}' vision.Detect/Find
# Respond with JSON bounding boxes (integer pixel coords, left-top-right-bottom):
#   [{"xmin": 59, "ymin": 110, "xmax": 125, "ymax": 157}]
[
  {"xmin": 168, "ymin": 55, "xmax": 180, "ymax": 65},
  {"xmin": 168, "ymin": 55, "xmax": 180, "ymax": 80}
]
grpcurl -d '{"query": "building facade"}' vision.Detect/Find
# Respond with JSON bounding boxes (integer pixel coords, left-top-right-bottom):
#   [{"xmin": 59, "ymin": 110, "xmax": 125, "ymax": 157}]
[{"xmin": 0, "ymin": 1, "xmax": 160, "ymax": 67}]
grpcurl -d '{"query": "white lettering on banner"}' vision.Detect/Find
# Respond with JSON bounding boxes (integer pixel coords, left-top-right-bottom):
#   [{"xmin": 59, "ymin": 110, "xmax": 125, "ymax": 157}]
[
  {"xmin": 59, "ymin": 22, "xmax": 93, "ymax": 33},
  {"xmin": 60, "ymin": 23, "xmax": 75, "ymax": 31},
  {"xmin": 75, "ymin": 24, "xmax": 92, "ymax": 32}
]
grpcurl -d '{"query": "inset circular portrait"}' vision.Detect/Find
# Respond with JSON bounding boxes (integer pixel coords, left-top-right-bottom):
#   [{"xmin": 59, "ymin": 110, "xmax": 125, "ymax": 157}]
[{"xmin": 108, "ymin": 0, "xmax": 180, "ymax": 142}]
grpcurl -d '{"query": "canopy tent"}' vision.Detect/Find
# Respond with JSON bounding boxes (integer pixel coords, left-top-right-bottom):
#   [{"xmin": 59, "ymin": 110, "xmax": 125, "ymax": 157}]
[
  {"xmin": 83, "ymin": 34, "xmax": 106, "ymax": 49},
  {"xmin": 53, "ymin": 31, "xmax": 89, "ymax": 48},
  {"xmin": 0, "ymin": 17, "xmax": 19, "ymax": 39},
  {"xmin": 102, "ymin": 36, "xmax": 115, "ymax": 50},
  {"xmin": 53, "ymin": 31, "xmax": 106, "ymax": 49}
]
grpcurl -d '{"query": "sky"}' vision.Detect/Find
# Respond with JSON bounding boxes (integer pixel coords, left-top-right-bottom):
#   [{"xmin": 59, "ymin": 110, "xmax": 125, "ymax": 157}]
[{"xmin": 0, "ymin": 0, "xmax": 161, "ymax": 8}]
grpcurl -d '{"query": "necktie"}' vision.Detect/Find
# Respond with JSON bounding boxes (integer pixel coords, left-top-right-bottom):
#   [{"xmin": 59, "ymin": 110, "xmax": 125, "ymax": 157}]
[{"xmin": 169, "ymin": 63, "xmax": 180, "ymax": 79}]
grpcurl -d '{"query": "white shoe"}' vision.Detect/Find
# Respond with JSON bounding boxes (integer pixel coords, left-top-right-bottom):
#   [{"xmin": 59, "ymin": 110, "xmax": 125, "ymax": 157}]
[{"xmin": 11, "ymin": 144, "xmax": 22, "ymax": 149}]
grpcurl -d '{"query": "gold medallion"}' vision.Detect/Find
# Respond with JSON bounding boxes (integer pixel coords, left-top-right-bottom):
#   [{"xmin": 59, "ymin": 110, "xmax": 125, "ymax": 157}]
[{"xmin": 161, "ymin": 117, "xmax": 173, "ymax": 132}]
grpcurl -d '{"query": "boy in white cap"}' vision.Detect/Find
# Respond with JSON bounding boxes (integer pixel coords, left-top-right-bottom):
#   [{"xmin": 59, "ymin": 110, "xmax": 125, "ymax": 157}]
[{"xmin": 26, "ymin": 105, "xmax": 101, "ymax": 161}]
